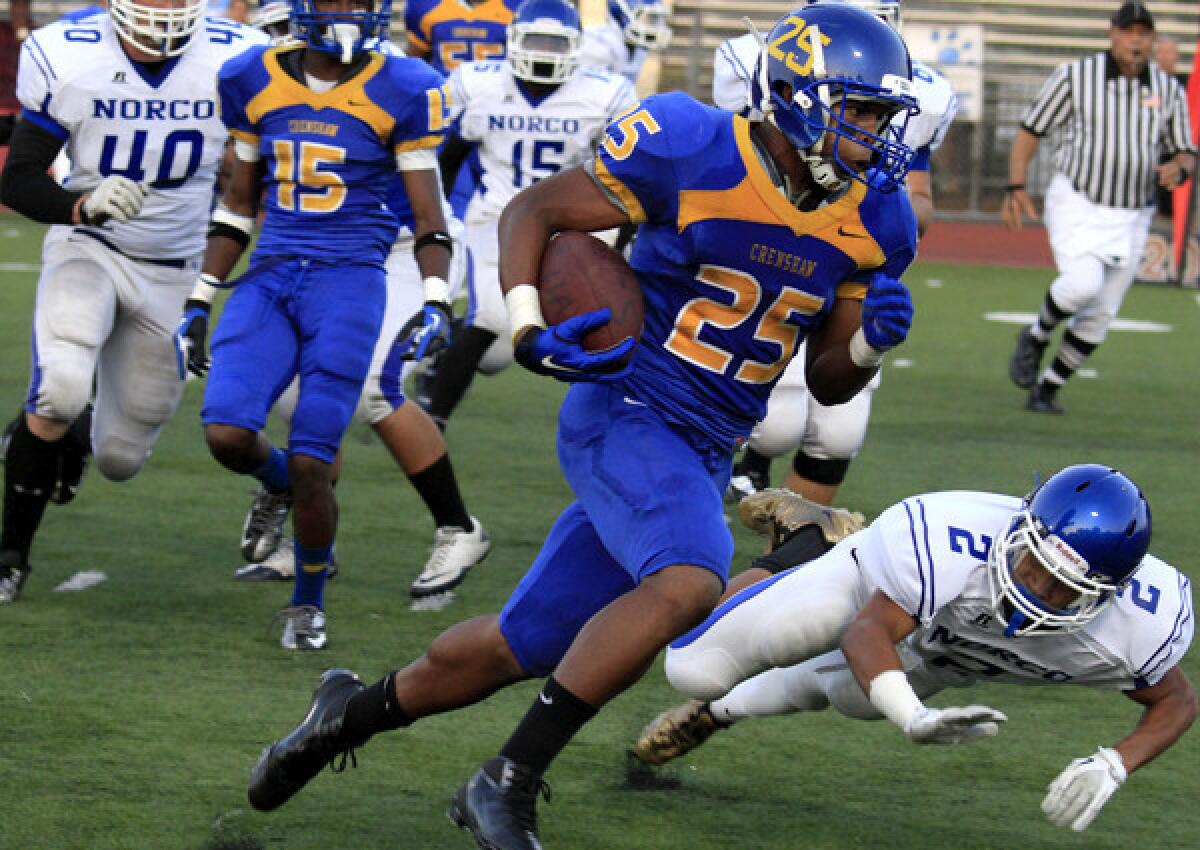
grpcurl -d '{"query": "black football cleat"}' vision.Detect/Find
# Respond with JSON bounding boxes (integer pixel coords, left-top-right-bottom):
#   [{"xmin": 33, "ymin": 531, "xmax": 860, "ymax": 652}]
[
  {"xmin": 0, "ymin": 550, "xmax": 31, "ymax": 604},
  {"xmin": 448, "ymin": 757, "xmax": 550, "ymax": 850},
  {"xmin": 1025, "ymin": 382, "xmax": 1064, "ymax": 414},
  {"xmin": 247, "ymin": 668, "xmax": 365, "ymax": 811},
  {"xmin": 1008, "ymin": 327, "xmax": 1047, "ymax": 389}
]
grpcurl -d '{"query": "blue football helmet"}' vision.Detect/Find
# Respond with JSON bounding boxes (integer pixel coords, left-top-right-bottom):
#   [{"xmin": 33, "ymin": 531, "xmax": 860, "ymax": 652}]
[
  {"xmin": 756, "ymin": 4, "xmax": 918, "ymax": 193},
  {"xmin": 508, "ymin": 0, "xmax": 582, "ymax": 85},
  {"xmin": 290, "ymin": 0, "xmax": 392, "ymax": 63},
  {"xmin": 810, "ymin": 0, "xmax": 902, "ymax": 29},
  {"xmin": 989, "ymin": 464, "xmax": 1152, "ymax": 637},
  {"xmin": 608, "ymin": 0, "xmax": 672, "ymax": 50}
]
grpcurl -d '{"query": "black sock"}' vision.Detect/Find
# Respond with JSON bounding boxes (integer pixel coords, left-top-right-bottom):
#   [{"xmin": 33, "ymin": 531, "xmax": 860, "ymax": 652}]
[
  {"xmin": 2, "ymin": 417, "xmax": 62, "ymax": 559},
  {"xmin": 340, "ymin": 672, "xmax": 413, "ymax": 748},
  {"xmin": 407, "ymin": 453, "xmax": 471, "ymax": 530},
  {"xmin": 499, "ymin": 677, "xmax": 597, "ymax": 776},
  {"xmin": 425, "ymin": 326, "xmax": 497, "ymax": 422},
  {"xmin": 750, "ymin": 526, "xmax": 831, "ymax": 574},
  {"xmin": 735, "ymin": 447, "xmax": 771, "ymax": 479}
]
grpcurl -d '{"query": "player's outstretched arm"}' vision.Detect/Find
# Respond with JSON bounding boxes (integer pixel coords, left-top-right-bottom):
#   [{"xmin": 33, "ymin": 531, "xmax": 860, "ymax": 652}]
[
  {"xmin": 1043, "ymin": 666, "xmax": 1197, "ymax": 832},
  {"xmin": 844, "ymin": 591, "xmax": 1007, "ymax": 745}
]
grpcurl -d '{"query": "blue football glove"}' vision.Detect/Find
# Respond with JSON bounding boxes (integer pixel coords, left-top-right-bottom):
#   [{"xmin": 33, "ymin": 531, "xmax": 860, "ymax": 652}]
[
  {"xmin": 396, "ymin": 301, "xmax": 453, "ymax": 362},
  {"xmin": 513, "ymin": 308, "xmax": 635, "ymax": 383},
  {"xmin": 174, "ymin": 299, "xmax": 211, "ymax": 379},
  {"xmin": 860, "ymin": 273, "xmax": 913, "ymax": 353}
]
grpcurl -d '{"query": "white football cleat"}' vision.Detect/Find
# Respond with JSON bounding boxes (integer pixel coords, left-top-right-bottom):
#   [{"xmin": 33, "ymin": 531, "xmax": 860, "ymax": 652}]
[
  {"xmin": 410, "ymin": 517, "xmax": 491, "ymax": 598},
  {"xmin": 277, "ymin": 604, "xmax": 328, "ymax": 651},
  {"xmin": 235, "ymin": 540, "xmax": 340, "ymax": 582},
  {"xmin": 242, "ymin": 486, "xmax": 293, "ymax": 563}
]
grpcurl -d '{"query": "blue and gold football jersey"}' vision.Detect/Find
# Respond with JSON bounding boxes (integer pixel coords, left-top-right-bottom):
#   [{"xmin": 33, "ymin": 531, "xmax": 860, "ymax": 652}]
[
  {"xmin": 404, "ymin": 0, "xmax": 521, "ymax": 75},
  {"xmin": 591, "ymin": 92, "xmax": 917, "ymax": 447},
  {"xmin": 218, "ymin": 45, "xmax": 451, "ymax": 263}
]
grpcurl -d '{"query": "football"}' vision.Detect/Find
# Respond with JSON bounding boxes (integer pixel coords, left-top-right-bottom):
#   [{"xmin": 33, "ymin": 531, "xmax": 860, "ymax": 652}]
[{"xmin": 538, "ymin": 231, "xmax": 644, "ymax": 354}]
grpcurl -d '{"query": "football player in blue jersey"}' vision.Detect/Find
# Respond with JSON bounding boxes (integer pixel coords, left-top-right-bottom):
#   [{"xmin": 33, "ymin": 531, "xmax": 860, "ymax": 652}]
[
  {"xmin": 176, "ymin": 0, "xmax": 456, "ymax": 648},
  {"xmin": 246, "ymin": 5, "xmax": 921, "ymax": 845}
]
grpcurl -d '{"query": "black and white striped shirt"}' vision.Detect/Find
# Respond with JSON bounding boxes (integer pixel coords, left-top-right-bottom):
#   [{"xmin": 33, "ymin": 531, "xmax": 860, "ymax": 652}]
[{"xmin": 1022, "ymin": 52, "xmax": 1195, "ymax": 209}]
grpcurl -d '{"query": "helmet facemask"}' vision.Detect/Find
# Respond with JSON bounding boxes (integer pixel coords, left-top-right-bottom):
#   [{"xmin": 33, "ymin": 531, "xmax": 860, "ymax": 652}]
[
  {"xmin": 508, "ymin": 16, "xmax": 581, "ymax": 85},
  {"xmin": 110, "ymin": 0, "xmax": 205, "ymax": 59},
  {"xmin": 290, "ymin": 0, "xmax": 392, "ymax": 64},
  {"xmin": 988, "ymin": 509, "xmax": 1125, "ymax": 637}
]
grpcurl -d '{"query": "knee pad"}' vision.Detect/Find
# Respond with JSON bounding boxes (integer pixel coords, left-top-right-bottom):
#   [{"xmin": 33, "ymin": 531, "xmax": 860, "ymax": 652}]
[
  {"xmin": 664, "ymin": 644, "xmax": 744, "ymax": 702},
  {"xmin": 94, "ymin": 435, "xmax": 149, "ymax": 481},
  {"xmin": 36, "ymin": 359, "xmax": 95, "ymax": 423}
]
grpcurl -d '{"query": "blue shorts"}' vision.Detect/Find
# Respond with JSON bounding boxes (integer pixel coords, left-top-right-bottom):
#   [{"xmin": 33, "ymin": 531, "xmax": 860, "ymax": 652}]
[
  {"xmin": 500, "ymin": 382, "xmax": 734, "ymax": 676},
  {"xmin": 202, "ymin": 257, "xmax": 386, "ymax": 463}
]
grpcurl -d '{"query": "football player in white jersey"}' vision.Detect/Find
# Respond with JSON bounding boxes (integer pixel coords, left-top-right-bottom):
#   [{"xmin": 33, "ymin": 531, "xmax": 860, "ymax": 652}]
[
  {"xmin": 578, "ymin": 0, "xmax": 671, "ymax": 85},
  {"xmin": 413, "ymin": 0, "xmax": 636, "ymax": 427},
  {"xmin": 717, "ymin": 0, "xmax": 960, "ymax": 507},
  {"xmin": 632, "ymin": 465, "xmax": 1195, "ymax": 833},
  {"xmin": 0, "ymin": 1, "xmax": 266, "ymax": 603}
]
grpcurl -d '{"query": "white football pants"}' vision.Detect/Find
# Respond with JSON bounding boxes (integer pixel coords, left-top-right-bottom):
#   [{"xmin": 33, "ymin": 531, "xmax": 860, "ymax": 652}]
[{"xmin": 29, "ymin": 228, "xmax": 196, "ymax": 481}]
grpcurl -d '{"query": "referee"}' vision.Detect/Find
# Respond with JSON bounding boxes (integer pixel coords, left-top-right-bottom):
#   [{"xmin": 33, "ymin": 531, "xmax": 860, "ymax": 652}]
[{"xmin": 1002, "ymin": 1, "xmax": 1195, "ymax": 414}]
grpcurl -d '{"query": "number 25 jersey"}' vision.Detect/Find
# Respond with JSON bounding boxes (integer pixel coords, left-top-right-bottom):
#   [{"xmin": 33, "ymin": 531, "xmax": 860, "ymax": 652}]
[{"xmin": 590, "ymin": 92, "xmax": 918, "ymax": 448}]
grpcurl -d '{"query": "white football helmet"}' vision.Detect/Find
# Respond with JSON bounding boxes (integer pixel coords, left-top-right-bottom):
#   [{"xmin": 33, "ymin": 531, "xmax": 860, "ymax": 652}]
[
  {"xmin": 609, "ymin": 0, "xmax": 672, "ymax": 50},
  {"xmin": 109, "ymin": 0, "xmax": 206, "ymax": 58},
  {"xmin": 507, "ymin": 0, "xmax": 582, "ymax": 86},
  {"xmin": 252, "ymin": 1, "xmax": 293, "ymax": 41}
]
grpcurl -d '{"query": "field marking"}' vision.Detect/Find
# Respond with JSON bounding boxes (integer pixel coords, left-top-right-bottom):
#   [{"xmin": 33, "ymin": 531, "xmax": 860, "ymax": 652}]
[
  {"xmin": 53, "ymin": 570, "xmax": 108, "ymax": 592},
  {"xmin": 0, "ymin": 262, "xmax": 41, "ymax": 272},
  {"xmin": 984, "ymin": 311, "xmax": 1172, "ymax": 333}
]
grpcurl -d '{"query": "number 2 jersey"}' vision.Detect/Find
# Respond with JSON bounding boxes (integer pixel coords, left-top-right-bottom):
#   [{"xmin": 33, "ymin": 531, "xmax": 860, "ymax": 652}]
[
  {"xmin": 447, "ymin": 60, "xmax": 636, "ymax": 222},
  {"xmin": 15, "ymin": 12, "xmax": 268, "ymax": 259},
  {"xmin": 857, "ymin": 491, "xmax": 1194, "ymax": 690},
  {"xmin": 216, "ymin": 43, "xmax": 449, "ymax": 265},
  {"xmin": 589, "ymin": 92, "xmax": 918, "ymax": 448}
]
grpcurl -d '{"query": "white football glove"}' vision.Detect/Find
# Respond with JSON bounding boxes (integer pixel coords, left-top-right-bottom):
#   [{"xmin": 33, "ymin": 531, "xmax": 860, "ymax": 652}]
[
  {"xmin": 1042, "ymin": 747, "xmax": 1126, "ymax": 832},
  {"xmin": 903, "ymin": 705, "xmax": 1007, "ymax": 744},
  {"xmin": 82, "ymin": 176, "xmax": 148, "ymax": 226}
]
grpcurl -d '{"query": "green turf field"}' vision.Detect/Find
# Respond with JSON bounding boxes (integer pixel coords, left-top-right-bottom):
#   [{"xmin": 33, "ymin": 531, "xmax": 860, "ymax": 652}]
[{"xmin": 0, "ymin": 212, "xmax": 1196, "ymax": 850}]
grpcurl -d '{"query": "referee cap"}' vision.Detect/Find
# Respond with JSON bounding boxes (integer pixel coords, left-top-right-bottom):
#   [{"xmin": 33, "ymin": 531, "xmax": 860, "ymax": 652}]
[{"xmin": 1111, "ymin": 2, "xmax": 1154, "ymax": 30}]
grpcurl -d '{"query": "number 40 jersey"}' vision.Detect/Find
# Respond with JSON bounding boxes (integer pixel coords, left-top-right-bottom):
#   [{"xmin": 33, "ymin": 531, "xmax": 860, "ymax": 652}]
[{"xmin": 15, "ymin": 11, "xmax": 268, "ymax": 258}]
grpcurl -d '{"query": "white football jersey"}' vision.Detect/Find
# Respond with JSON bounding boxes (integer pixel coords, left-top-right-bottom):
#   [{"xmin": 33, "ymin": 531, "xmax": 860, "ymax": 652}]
[
  {"xmin": 448, "ymin": 61, "xmax": 636, "ymax": 220},
  {"xmin": 903, "ymin": 60, "xmax": 958, "ymax": 155},
  {"xmin": 856, "ymin": 491, "xmax": 1194, "ymax": 690},
  {"xmin": 16, "ymin": 12, "xmax": 268, "ymax": 258},
  {"xmin": 710, "ymin": 34, "xmax": 958, "ymax": 157},
  {"xmin": 579, "ymin": 20, "xmax": 648, "ymax": 83}
]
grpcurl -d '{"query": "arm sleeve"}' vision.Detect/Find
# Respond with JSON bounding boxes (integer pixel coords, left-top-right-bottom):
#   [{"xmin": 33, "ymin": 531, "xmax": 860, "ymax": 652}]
[
  {"xmin": 712, "ymin": 36, "xmax": 756, "ymax": 113},
  {"xmin": 15, "ymin": 33, "xmax": 70, "ymax": 141},
  {"xmin": 1021, "ymin": 62, "xmax": 1073, "ymax": 137},
  {"xmin": 0, "ymin": 116, "xmax": 82, "ymax": 224}
]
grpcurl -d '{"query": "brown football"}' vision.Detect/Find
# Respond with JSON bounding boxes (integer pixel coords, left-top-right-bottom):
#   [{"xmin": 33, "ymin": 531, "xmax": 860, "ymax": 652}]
[{"xmin": 538, "ymin": 231, "xmax": 644, "ymax": 354}]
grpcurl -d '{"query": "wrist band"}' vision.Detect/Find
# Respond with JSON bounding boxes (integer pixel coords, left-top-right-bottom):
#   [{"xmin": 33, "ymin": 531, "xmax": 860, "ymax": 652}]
[
  {"xmin": 189, "ymin": 272, "xmax": 222, "ymax": 306},
  {"xmin": 1004, "ymin": 183, "xmax": 1025, "ymax": 192},
  {"xmin": 414, "ymin": 229, "xmax": 453, "ymax": 256},
  {"xmin": 505, "ymin": 284, "xmax": 547, "ymax": 345},
  {"xmin": 848, "ymin": 327, "xmax": 885, "ymax": 370},
  {"xmin": 422, "ymin": 275, "xmax": 450, "ymax": 305},
  {"xmin": 868, "ymin": 669, "xmax": 924, "ymax": 730}
]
